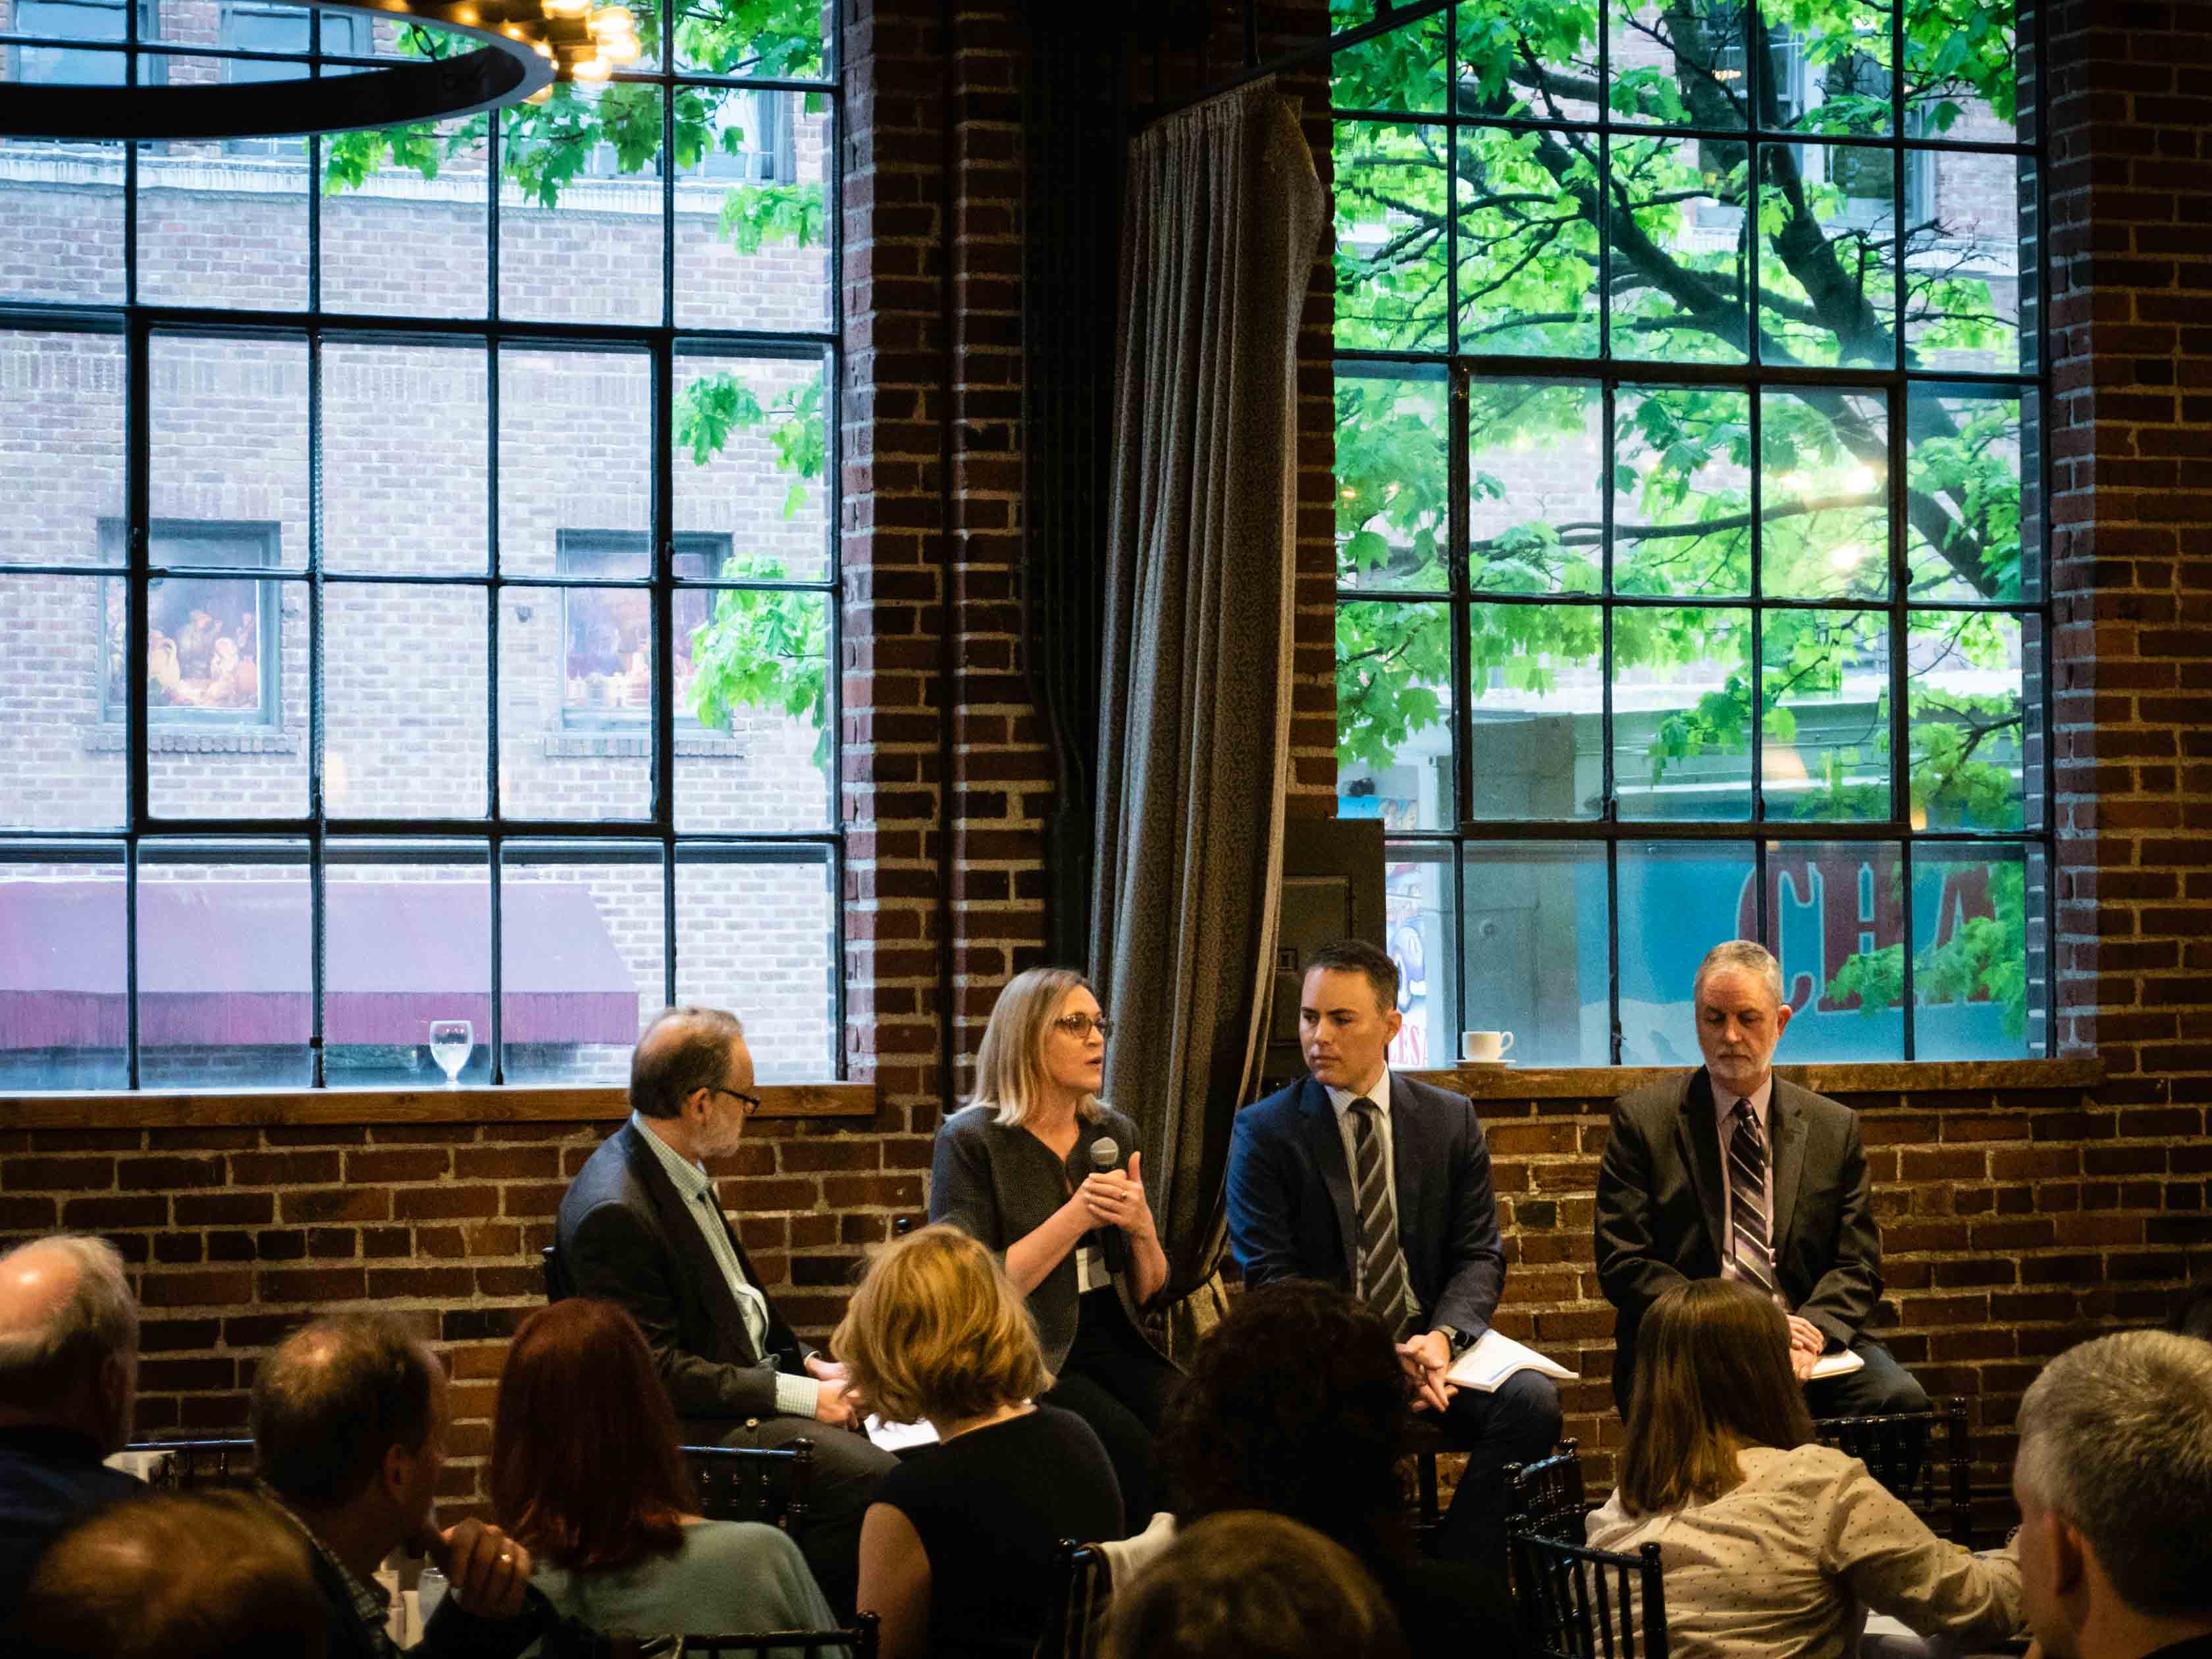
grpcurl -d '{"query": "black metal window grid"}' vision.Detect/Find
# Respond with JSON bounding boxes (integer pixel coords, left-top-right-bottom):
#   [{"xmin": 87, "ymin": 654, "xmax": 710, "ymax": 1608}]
[
  {"xmin": 0, "ymin": 4, "xmax": 844, "ymax": 1090},
  {"xmin": 1330, "ymin": 0, "xmax": 2051, "ymax": 1065}
]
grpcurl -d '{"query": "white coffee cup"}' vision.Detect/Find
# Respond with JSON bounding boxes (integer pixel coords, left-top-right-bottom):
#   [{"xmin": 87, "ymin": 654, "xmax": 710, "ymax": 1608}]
[{"xmin": 1462, "ymin": 1030, "xmax": 1515, "ymax": 1063}]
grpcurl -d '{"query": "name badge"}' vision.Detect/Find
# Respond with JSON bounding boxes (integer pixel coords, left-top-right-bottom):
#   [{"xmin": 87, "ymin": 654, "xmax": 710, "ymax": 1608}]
[{"xmin": 1075, "ymin": 1245, "xmax": 1110, "ymax": 1293}]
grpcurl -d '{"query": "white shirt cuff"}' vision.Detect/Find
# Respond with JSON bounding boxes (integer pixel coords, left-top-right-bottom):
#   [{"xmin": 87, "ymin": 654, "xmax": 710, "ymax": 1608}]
[{"xmin": 776, "ymin": 1372, "xmax": 823, "ymax": 1421}]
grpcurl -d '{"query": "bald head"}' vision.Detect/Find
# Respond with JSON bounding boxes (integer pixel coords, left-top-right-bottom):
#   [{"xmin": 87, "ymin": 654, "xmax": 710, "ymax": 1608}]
[
  {"xmin": 0, "ymin": 1234, "xmax": 138, "ymax": 1449},
  {"xmin": 629, "ymin": 1005, "xmax": 749, "ymax": 1121}
]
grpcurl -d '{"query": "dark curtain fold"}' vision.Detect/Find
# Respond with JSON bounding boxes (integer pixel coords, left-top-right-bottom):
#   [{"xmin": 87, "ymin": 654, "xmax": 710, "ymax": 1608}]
[{"xmin": 1089, "ymin": 83, "xmax": 1327, "ymax": 1357}]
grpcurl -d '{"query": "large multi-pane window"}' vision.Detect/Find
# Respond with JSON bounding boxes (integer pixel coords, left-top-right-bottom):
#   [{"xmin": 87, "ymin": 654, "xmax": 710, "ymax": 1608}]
[
  {"xmin": 0, "ymin": 0, "xmax": 840, "ymax": 1090},
  {"xmin": 1330, "ymin": 1, "xmax": 2046, "ymax": 1067}
]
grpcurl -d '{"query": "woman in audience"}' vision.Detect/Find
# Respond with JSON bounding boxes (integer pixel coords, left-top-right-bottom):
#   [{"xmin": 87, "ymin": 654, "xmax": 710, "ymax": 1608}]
[
  {"xmin": 1585, "ymin": 1278, "xmax": 2022, "ymax": 1659},
  {"xmin": 928, "ymin": 967, "xmax": 1178, "ymax": 1521},
  {"xmin": 488, "ymin": 1298, "xmax": 839, "ymax": 1647},
  {"xmin": 839, "ymin": 1223, "xmax": 1123, "ymax": 1659},
  {"xmin": 1150, "ymin": 1279, "xmax": 1518, "ymax": 1652},
  {"xmin": 1103, "ymin": 1512, "xmax": 1407, "ymax": 1659}
]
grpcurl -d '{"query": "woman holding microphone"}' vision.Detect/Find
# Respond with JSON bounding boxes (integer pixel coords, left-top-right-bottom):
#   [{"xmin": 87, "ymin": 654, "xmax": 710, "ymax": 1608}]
[{"xmin": 928, "ymin": 966, "xmax": 1178, "ymax": 1523}]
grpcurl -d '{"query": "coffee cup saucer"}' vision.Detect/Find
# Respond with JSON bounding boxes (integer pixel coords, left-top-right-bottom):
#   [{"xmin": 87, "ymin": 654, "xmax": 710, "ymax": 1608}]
[{"xmin": 1458, "ymin": 1056, "xmax": 1515, "ymax": 1068}]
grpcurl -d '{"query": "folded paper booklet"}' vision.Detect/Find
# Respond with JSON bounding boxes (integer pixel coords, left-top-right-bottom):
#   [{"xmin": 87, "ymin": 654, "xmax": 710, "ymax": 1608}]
[
  {"xmin": 866, "ymin": 1414, "xmax": 941, "ymax": 1452},
  {"xmin": 1446, "ymin": 1329, "xmax": 1580, "ymax": 1393},
  {"xmin": 1809, "ymin": 1348, "xmax": 1865, "ymax": 1381}
]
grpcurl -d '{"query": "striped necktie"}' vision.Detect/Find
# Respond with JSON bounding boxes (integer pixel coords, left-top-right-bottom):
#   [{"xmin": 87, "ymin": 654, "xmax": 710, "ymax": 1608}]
[
  {"xmin": 1727, "ymin": 1097, "xmax": 1779, "ymax": 1297},
  {"xmin": 1348, "ymin": 1097, "xmax": 1415, "ymax": 1337}
]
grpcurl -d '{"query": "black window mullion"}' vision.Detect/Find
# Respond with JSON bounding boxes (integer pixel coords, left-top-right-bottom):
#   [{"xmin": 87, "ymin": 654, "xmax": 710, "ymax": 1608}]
[
  {"xmin": 124, "ymin": 314, "xmax": 149, "ymax": 1088},
  {"xmin": 307, "ymin": 325, "xmax": 329, "ymax": 1087},
  {"xmin": 487, "ymin": 340, "xmax": 505, "ymax": 1080},
  {"xmin": 1749, "ymin": 383, "xmax": 1766, "ymax": 824}
]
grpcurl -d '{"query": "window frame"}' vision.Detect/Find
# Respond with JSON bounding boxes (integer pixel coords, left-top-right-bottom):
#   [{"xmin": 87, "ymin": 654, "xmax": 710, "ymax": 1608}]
[
  {"xmin": 96, "ymin": 517, "xmax": 283, "ymax": 729},
  {"xmin": 0, "ymin": 17, "xmax": 846, "ymax": 1090},
  {"xmin": 1330, "ymin": 0, "xmax": 2051, "ymax": 1065}
]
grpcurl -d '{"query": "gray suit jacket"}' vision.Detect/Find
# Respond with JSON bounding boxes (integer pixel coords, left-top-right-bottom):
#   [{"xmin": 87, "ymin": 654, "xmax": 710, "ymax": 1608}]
[{"xmin": 1594, "ymin": 1067, "xmax": 1884, "ymax": 1410}]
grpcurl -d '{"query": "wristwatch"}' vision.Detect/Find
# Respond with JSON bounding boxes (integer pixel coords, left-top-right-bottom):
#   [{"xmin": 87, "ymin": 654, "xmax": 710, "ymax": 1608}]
[{"xmin": 1434, "ymin": 1324, "xmax": 1477, "ymax": 1359}]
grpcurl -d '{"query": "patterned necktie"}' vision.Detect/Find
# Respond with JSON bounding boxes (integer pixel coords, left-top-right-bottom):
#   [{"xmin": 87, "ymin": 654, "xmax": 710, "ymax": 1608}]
[
  {"xmin": 1727, "ymin": 1097, "xmax": 1778, "ymax": 1297},
  {"xmin": 1348, "ymin": 1097, "xmax": 1414, "ymax": 1337}
]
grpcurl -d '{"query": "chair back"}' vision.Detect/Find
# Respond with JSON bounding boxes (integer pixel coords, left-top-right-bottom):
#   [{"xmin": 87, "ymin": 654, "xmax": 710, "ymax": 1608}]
[
  {"xmin": 590, "ymin": 1612, "xmax": 877, "ymax": 1658},
  {"xmin": 680, "ymin": 1441, "xmax": 815, "ymax": 1530},
  {"xmin": 1811, "ymin": 1396, "xmax": 1971, "ymax": 1545},
  {"xmin": 119, "ymin": 1438, "xmax": 258, "ymax": 1491},
  {"xmin": 1035, "ymin": 1539, "xmax": 1111, "ymax": 1659},
  {"xmin": 1505, "ymin": 1438, "xmax": 1586, "ymax": 1540},
  {"xmin": 1508, "ymin": 1523, "xmax": 1669, "ymax": 1659},
  {"xmin": 543, "ymin": 1242, "xmax": 575, "ymax": 1303}
]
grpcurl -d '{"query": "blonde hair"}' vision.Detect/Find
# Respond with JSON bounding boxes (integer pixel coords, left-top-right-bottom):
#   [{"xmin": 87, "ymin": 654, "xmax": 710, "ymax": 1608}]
[
  {"xmin": 831, "ymin": 1224, "xmax": 1049, "ymax": 1425},
  {"xmin": 970, "ymin": 966, "xmax": 1103, "ymax": 1129}
]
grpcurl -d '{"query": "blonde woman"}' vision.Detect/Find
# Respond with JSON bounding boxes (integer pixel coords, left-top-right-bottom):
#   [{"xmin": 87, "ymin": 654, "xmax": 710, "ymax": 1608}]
[
  {"xmin": 841, "ymin": 1224, "xmax": 1122, "ymax": 1659},
  {"xmin": 928, "ymin": 967, "xmax": 1176, "ymax": 1523}
]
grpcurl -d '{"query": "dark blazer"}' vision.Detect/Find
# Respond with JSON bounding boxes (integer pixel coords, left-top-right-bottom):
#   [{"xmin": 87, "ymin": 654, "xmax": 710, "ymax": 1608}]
[
  {"xmin": 1224, "ymin": 1073, "xmax": 1507, "ymax": 1340},
  {"xmin": 929, "ymin": 1102, "xmax": 1167, "ymax": 1373},
  {"xmin": 1594, "ymin": 1067, "xmax": 1883, "ymax": 1408},
  {"xmin": 0, "ymin": 1426, "xmax": 145, "ymax": 1627},
  {"xmin": 556, "ymin": 1120, "xmax": 812, "ymax": 1431}
]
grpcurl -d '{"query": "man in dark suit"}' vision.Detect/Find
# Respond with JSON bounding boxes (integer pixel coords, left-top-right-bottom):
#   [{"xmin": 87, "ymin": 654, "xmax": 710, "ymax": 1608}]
[
  {"xmin": 0, "ymin": 1234, "xmax": 146, "ymax": 1627},
  {"xmin": 1595, "ymin": 939, "xmax": 1928, "ymax": 1419},
  {"xmin": 1226, "ymin": 939, "xmax": 1562, "ymax": 1568},
  {"xmin": 556, "ymin": 1005, "xmax": 893, "ymax": 1610}
]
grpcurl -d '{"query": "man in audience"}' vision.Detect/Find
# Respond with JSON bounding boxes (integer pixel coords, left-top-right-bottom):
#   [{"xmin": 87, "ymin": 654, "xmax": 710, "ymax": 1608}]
[
  {"xmin": 251, "ymin": 1312, "xmax": 545, "ymax": 1659},
  {"xmin": 2013, "ymin": 1330, "xmax": 2212, "ymax": 1659},
  {"xmin": 555, "ymin": 1004, "xmax": 894, "ymax": 1610},
  {"xmin": 1225, "ymin": 939, "xmax": 1562, "ymax": 1568},
  {"xmin": 16, "ymin": 1488, "xmax": 329, "ymax": 1659},
  {"xmin": 1595, "ymin": 938, "xmax": 1925, "ymax": 1417},
  {"xmin": 0, "ymin": 1232, "xmax": 146, "ymax": 1624}
]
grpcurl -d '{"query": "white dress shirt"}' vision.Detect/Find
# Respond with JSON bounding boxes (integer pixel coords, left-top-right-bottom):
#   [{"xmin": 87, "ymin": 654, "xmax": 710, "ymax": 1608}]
[
  {"xmin": 631, "ymin": 1111, "xmax": 820, "ymax": 1420},
  {"xmin": 1714, "ymin": 1076, "xmax": 1779, "ymax": 1296}
]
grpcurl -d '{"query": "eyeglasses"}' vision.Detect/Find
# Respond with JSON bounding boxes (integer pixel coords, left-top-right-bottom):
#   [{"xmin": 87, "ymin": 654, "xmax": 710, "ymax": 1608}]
[
  {"xmin": 703, "ymin": 1084, "xmax": 762, "ymax": 1118},
  {"xmin": 1053, "ymin": 1014, "xmax": 1115, "ymax": 1041}
]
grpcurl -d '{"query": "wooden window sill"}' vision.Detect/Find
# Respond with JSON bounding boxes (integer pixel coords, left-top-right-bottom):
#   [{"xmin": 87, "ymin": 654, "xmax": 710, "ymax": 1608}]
[
  {"xmin": 0, "ymin": 1082, "xmax": 876, "ymax": 1130},
  {"xmin": 1402, "ymin": 1057, "xmax": 2105, "ymax": 1101}
]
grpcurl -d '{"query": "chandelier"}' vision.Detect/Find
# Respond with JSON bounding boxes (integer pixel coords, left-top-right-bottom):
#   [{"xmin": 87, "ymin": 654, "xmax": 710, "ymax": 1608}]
[{"xmin": 5, "ymin": 0, "xmax": 646, "ymax": 142}]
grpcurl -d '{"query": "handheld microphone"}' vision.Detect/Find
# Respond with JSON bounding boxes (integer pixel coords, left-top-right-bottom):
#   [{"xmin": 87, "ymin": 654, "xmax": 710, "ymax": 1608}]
[{"xmin": 1090, "ymin": 1136, "xmax": 1129, "ymax": 1278}]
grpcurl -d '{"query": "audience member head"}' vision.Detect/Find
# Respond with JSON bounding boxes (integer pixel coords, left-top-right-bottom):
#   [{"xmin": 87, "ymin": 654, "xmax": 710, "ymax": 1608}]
[
  {"xmin": 629, "ymin": 1005, "xmax": 754, "ymax": 1159},
  {"xmin": 2013, "ymin": 1330, "xmax": 2212, "ymax": 1659},
  {"xmin": 16, "ymin": 1488, "xmax": 327, "ymax": 1659},
  {"xmin": 1103, "ymin": 1512, "xmax": 1408, "ymax": 1659},
  {"xmin": 972, "ymin": 966, "xmax": 1105, "ymax": 1127},
  {"xmin": 251, "ymin": 1313, "xmax": 446, "ymax": 1560},
  {"xmin": 1618, "ymin": 1278, "xmax": 1814, "ymax": 1516},
  {"xmin": 1161, "ymin": 1279, "xmax": 1410, "ymax": 1567},
  {"xmin": 490, "ymin": 1298, "xmax": 698, "ymax": 1573},
  {"xmin": 833, "ymin": 1223, "xmax": 1047, "ymax": 1427},
  {"xmin": 0, "ymin": 1232, "xmax": 138, "ymax": 1453},
  {"xmin": 1691, "ymin": 939, "xmax": 1791, "ymax": 1098},
  {"xmin": 1299, "ymin": 939, "xmax": 1402, "ymax": 1093},
  {"xmin": 2167, "ymin": 1278, "xmax": 2212, "ymax": 1344}
]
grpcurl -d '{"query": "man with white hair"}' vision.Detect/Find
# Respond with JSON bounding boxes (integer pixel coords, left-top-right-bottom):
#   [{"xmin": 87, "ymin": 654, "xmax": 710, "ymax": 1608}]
[
  {"xmin": 0, "ymin": 1233, "xmax": 145, "ymax": 1623},
  {"xmin": 1594, "ymin": 939, "xmax": 1927, "ymax": 1417},
  {"xmin": 2013, "ymin": 1330, "xmax": 2212, "ymax": 1659}
]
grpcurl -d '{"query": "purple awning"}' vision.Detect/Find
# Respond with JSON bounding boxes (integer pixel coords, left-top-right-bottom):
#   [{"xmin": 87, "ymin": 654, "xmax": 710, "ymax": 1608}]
[{"xmin": 0, "ymin": 880, "xmax": 639, "ymax": 1048}]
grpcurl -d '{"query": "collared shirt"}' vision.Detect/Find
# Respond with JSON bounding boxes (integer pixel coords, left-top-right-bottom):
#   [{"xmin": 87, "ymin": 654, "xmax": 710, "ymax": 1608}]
[
  {"xmin": 1323, "ymin": 1066, "xmax": 1423, "ymax": 1330},
  {"xmin": 1325, "ymin": 1064, "xmax": 1399, "ymax": 1218},
  {"xmin": 1714, "ymin": 1075, "xmax": 1778, "ymax": 1293},
  {"xmin": 263, "ymin": 1487, "xmax": 399, "ymax": 1659},
  {"xmin": 630, "ymin": 1112, "xmax": 820, "ymax": 1421}
]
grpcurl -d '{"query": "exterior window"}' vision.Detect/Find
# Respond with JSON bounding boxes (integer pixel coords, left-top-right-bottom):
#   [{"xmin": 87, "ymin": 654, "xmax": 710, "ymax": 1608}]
[
  {"xmin": 556, "ymin": 531, "xmax": 730, "ymax": 727},
  {"xmin": 1331, "ymin": 1, "xmax": 2045, "ymax": 1066},
  {"xmin": 0, "ymin": 2, "xmax": 841, "ymax": 1090},
  {"xmin": 100, "ymin": 520, "xmax": 280, "ymax": 727}
]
